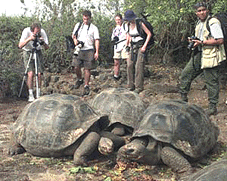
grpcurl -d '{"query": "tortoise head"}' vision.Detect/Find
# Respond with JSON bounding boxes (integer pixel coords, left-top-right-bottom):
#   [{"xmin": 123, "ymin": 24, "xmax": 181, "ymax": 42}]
[{"xmin": 118, "ymin": 136, "xmax": 160, "ymax": 165}]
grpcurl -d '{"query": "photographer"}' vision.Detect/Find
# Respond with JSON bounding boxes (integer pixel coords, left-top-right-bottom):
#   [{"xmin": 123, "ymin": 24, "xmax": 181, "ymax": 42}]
[
  {"xmin": 72, "ymin": 10, "xmax": 100, "ymax": 96},
  {"xmin": 111, "ymin": 13, "xmax": 128, "ymax": 81},
  {"xmin": 18, "ymin": 22, "xmax": 49, "ymax": 102},
  {"xmin": 179, "ymin": 2, "xmax": 226, "ymax": 115}
]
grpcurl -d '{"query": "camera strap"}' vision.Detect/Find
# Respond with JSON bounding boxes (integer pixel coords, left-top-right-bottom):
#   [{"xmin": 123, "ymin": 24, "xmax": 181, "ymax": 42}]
[{"xmin": 75, "ymin": 22, "xmax": 91, "ymax": 38}]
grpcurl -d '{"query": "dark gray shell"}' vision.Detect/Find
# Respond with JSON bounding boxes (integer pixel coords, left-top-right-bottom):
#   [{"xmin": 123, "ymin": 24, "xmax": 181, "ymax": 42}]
[
  {"xmin": 186, "ymin": 159, "xmax": 227, "ymax": 181},
  {"xmin": 90, "ymin": 88, "xmax": 146, "ymax": 130},
  {"xmin": 12, "ymin": 94, "xmax": 104, "ymax": 156},
  {"xmin": 133, "ymin": 100, "xmax": 219, "ymax": 158}
]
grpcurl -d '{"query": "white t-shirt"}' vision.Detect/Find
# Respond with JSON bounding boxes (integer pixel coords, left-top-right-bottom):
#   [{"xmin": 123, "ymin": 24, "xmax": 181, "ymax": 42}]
[
  {"xmin": 112, "ymin": 24, "xmax": 127, "ymax": 52},
  {"xmin": 19, "ymin": 27, "xmax": 49, "ymax": 51},
  {"xmin": 72, "ymin": 22, "xmax": 100, "ymax": 50}
]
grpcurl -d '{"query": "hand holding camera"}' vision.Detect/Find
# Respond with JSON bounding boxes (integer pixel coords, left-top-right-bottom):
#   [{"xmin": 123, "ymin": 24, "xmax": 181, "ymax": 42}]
[
  {"xmin": 187, "ymin": 36, "xmax": 200, "ymax": 50},
  {"xmin": 111, "ymin": 36, "xmax": 119, "ymax": 43},
  {"xmin": 33, "ymin": 33, "xmax": 45, "ymax": 47},
  {"xmin": 74, "ymin": 41, "xmax": 84, "ymax": 56}
]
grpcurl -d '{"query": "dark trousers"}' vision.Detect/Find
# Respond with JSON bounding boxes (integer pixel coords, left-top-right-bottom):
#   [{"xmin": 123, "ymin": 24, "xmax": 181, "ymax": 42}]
[{"xmin": 180, "ymin": 51, "xmax": 220, "ymax": 104}]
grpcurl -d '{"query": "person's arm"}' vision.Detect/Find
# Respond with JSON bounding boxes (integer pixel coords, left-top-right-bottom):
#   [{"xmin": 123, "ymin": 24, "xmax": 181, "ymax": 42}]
[
  {"xmin": 194, "ymin": 21, "xmax": 224, "ymax": 47},
  {"xmin": 140, "ymin": 22, "xmax": 152, "ymax": 52},
  {"xmin": 94, "ymin": 39, "xmax": 100, "ymax": 61},
  {"xmin": 72, "ymin": 23, "xmax": 79, "ymax": 46},
  {"xmin": 18, "ymin": 31, "xmax": 34, "ymax": 49}
]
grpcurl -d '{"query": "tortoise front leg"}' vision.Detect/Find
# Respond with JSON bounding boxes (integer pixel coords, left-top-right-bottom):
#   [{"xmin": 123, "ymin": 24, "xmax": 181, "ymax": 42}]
[
  {"xmin": 73, "ymin": 131, "xmax": 100, "ymax": 166},
  {"xmin": 161, "ymin": 146, "xmax": 192, "ymax": 173}
]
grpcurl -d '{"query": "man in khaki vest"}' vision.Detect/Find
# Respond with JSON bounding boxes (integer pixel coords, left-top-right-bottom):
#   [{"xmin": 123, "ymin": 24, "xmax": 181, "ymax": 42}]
[{"xmin": 179, "ymin": 2, "xmax": 226, "ymax": 115}]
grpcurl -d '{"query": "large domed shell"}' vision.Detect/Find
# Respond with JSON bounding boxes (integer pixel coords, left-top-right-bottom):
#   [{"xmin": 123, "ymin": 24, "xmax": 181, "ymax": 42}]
[
  {"xmin": 12, "ymin": 94, "xmax": 106, "ymax": 157},
  {"xmin": 133, "ymin": 100, "xmax": 219, "ymax": 158},
  {"xmin": 187, "ymin": 159, "xmax": 227, "ymax": 181},
  {"xmin": 90, "ymin": 88, "xmax": 146, "ymax": 131}
]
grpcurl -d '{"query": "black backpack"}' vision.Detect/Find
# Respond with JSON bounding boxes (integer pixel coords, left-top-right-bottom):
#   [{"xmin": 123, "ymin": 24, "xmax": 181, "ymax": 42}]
[
  {"xmin": 206, "ymin": 13, "xmax": 227, "ymax": 53},
  {"xmin": 127, "ymin": 18, "xmax": 155, "ymax": 48},
  {"xmin": 65, "ymin": 22, "xmax": 83, "ymax": 52}
]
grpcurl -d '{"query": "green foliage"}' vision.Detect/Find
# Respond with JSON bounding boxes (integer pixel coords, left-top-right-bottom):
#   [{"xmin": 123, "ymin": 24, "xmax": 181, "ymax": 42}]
[
  {"xmin": 92, "ymin": 13, "xmax": 115, "ymax": 64},
  {"xmin": 70, "ymin": 166, "xmax": 97, "ymax": 174}
]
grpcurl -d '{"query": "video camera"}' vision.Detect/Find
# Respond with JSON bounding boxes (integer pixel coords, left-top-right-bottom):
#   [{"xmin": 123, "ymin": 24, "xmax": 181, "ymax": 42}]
[
  {"xmin": 188, "ymin": 36, "xmax": 200, "ymax": 50},
  {"xmin": 74, "ymin": 41, "xmax": 84, "ymax": 56},
  {"xmin": 33, "ymin": 33, "xmax": 45, "ymax": 48}
]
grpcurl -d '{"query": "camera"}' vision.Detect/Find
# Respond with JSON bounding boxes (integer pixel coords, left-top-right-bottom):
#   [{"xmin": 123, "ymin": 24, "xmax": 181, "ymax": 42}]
[
  {"xmin": 74, "ymin": 41, "xmax": 84, "ymax": 56},
  {"xmin": 33, "ymin": 33, "xmax": 45, "ymax": 47},
  {"xmin": 125, "ymin": 46, "xmax": 130, "ymax": 52},
  {"xmin": 187, "ymin": 36, "xmax": 200, "ymax": 50},
  {"xmin": 111, "ymin": 36, "xmax": 119, "ymax": 43}
]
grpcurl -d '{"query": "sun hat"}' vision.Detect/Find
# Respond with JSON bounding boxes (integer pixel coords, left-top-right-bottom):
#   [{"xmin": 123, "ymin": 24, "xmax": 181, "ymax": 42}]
[{"xmin": 124, "ymin": 10, "xmax": 137, "ymax": 21}]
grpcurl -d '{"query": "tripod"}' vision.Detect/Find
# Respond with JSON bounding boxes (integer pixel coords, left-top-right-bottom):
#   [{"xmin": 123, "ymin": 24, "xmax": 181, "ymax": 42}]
[{"xmin": 18, "ymin": 47, "xmax": 39, "ymax": 99}]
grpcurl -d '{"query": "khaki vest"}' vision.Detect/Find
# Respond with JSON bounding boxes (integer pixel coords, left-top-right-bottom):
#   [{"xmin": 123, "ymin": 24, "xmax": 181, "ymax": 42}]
[{"xmin": 195, "ymin": 16, "xmax": 226, "ymax": 69}]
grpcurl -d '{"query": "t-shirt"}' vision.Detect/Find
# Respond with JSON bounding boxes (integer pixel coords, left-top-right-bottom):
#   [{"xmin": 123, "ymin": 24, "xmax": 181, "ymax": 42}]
[
  {"xmin": 72, "ymin": 22, "xmax": 99, "ymax": 50},
  {"xmin": 19, "ymin": 27, "xmax": 49, "ymax": 51},
  {"xmin": 112, "ymin": 24, "xmax": 127, "ymax": 52}
]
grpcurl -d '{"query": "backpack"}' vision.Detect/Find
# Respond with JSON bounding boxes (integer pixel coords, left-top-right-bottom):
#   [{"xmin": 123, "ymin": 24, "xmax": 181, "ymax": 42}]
[
  {"xmin": 206, "ymin": 13, "xmax": 227, "ymax": 53},
  {"xmin": 128, "ymin": 18, "xmax": 155, "ymax": 48},
  {"xmin": 65, "ymin": 22, "xmax": 83, "ymax": 52}
]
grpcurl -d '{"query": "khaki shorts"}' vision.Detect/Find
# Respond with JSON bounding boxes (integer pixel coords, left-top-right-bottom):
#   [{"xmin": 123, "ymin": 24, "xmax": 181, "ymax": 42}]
[
  {"xmin": 72, "ymin": 49, "xmax": 95, "ymax": 70},
  {"xmin": 23, "ymin": 50, "xmax": 44, "ymax": 73},
  {"xmin": 113, "ymin": 48, "xmax": 129, "ymax": 59}
]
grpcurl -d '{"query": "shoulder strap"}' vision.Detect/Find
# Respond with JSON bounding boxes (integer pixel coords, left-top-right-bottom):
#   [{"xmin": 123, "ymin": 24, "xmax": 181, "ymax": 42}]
[{"xmin": 74, "ymin": 22, "xmax": 82, "ymax": 38}]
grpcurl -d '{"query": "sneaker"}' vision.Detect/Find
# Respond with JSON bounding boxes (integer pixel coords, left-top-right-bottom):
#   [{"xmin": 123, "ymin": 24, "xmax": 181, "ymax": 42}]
[
  {"xmin": 28, "ymin": 95, "xmax": 35, "ymax": 102},
  {"xmin": 74, "ymin": 79, "xmax": 83, "ymax": 89},
  {"xmin": 113, "ymin": 75, "xmax": 121, "ymax": 81},
  {"xmin": 83, "ymin": 86, "xmax": 90, "ymax": 96}
]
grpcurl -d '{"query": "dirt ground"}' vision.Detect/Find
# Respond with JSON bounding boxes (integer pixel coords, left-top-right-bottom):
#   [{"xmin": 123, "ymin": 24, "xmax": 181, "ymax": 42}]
[{"xmin": 0, "ymin": 62, "xmax": 227, "ymax": 181}]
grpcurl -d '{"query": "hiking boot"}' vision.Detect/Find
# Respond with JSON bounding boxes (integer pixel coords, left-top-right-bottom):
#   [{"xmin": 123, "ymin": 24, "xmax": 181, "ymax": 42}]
[
  {"xmin": 83, "ymin": 86, "xmax": 90, "ymax": 96},
  {"xmin": 74, "ymin": 79, "xmax": 83, "ymax": 89},
  {"xmin": 207, "ymin": 103, "xmax": 217, "ymax": 116},
  {"xmin": 181, "ymin": 93, "xmax": 188, "ymax": 102},
  {"xmin": 134, "ymin": 88, "xmax": 143, "ymax": 94},
  {"xmin": 128, "ymin": 85, "xmax": 135, "ymax": 91}
]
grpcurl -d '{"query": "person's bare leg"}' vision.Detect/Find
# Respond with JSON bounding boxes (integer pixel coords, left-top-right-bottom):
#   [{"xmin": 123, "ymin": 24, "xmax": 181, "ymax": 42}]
[
  {"xmin": 75, "ymin": 66, "xmax": 82, "ymax": 79},
  {"xmin": 84, "ymin": 69, "xmax": 91, "ymax": 86},
  {"xmin": 114, "ymin": 59, "xmax": 120, "ymax": 77},
  {"xmin": 27, "ymin": 71, "xmax": 35, "ymax": 102}
]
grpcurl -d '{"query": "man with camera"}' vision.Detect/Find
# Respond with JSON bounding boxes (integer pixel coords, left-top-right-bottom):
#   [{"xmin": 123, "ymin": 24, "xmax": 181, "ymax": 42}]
[
  {"xmin": 72, "ymin": 10, "xmax": 100, "ymax": 96},
  {"xmin": 179, "ymin": 2, "xmax": 226, "ymax": 115},
  {"xmin": 18, "ymin": 22, "xmax": 49, "ymax": 102}
]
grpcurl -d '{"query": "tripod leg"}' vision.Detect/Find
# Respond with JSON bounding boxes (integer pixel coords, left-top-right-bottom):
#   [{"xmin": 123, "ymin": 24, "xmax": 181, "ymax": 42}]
[
  {"xmin": 34, "ymin": 52, "xmax": 39, "ymax": 99},
  {"xmin": 18, "ymin": 53, "xmax": 33, "ymax": 97}
]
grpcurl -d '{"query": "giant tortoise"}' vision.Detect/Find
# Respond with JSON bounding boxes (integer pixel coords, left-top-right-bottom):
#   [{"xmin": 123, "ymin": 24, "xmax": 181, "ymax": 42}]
[
  {"xmin": 8, "ymin": 93, "xmax": 112, "ymax": 165},
  {"xmin": 118, "ymin": 100, "xmax": 219, "ymax": 172},
  {"xmin": 90, "ymin": 88, "xmax": 147, "ymax": 155},
  {"xmin": 184, "ymin": 159, "xmax": 227, "ymax": 181}
]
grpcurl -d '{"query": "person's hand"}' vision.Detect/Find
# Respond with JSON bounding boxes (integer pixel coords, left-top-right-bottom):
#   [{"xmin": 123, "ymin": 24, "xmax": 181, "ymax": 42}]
[
  {"xmin": 94, "ymin": 52, "xmax": 99, "ymax": 61},
  {"xmin": 140, "ymin": 45, "xmax": 146, "ymax": 53}
]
